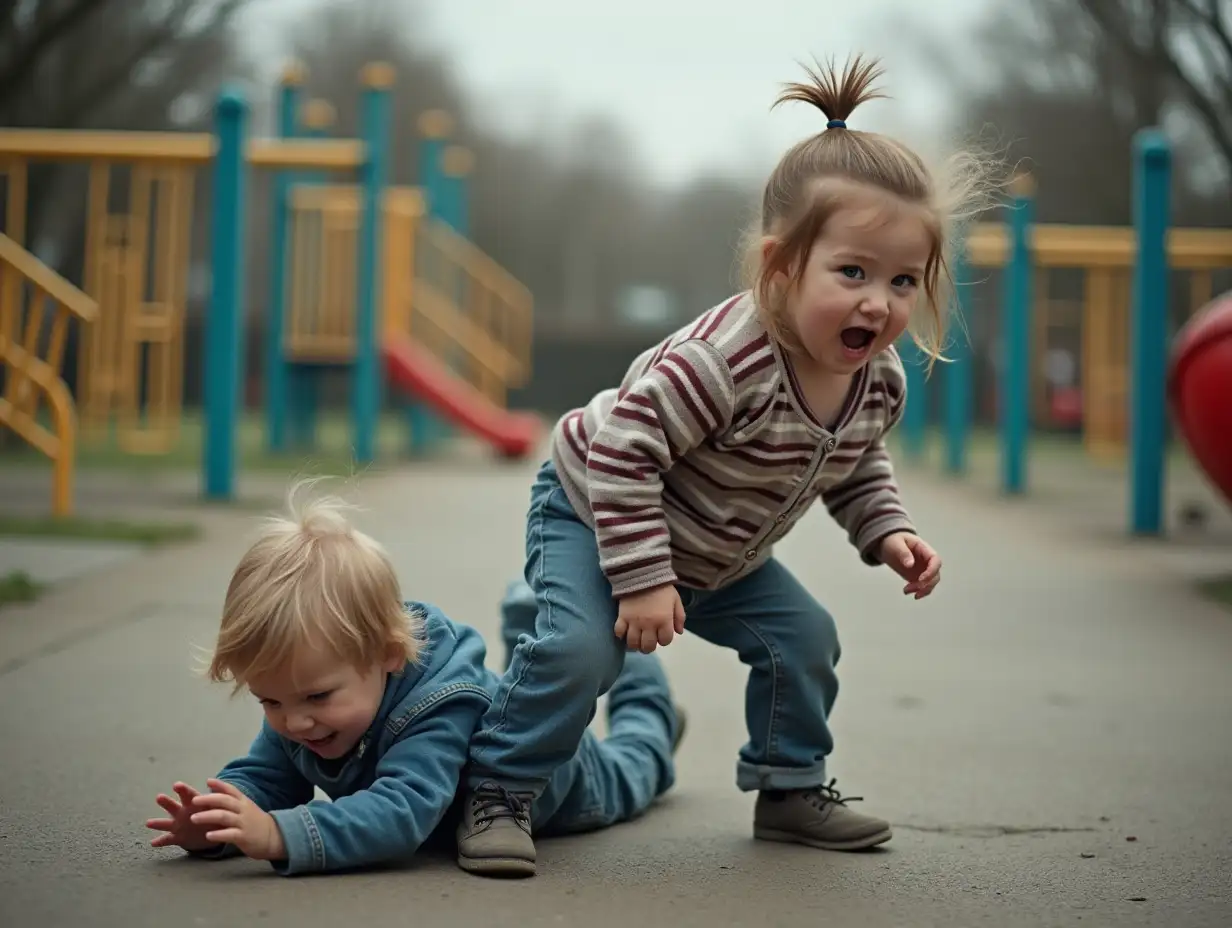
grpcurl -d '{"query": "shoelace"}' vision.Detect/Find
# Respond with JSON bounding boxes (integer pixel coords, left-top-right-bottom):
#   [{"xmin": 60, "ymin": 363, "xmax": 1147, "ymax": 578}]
[
  {"xmin": 471, "ymin": 781, "xmax": 531, "ymax": 826},
  {"xmin": 802, "ymin": 778, "xmax": 864, "ymax": 809}
]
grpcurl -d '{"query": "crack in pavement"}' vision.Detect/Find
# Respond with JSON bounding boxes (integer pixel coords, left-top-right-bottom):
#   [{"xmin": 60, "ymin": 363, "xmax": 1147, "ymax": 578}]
[
  {"xmin": 0, "ymin": 602, "xmax": 167, "ymax": 677},
  {"xmin": 893, "ymin": 823, "xmax": 1100, "ymax": 838}
]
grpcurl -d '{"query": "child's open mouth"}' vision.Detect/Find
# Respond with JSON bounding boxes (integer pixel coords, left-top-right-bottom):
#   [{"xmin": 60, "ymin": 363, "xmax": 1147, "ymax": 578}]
[
  {"xmin": 839, "ymin": 326, "xmax": 876, "ymax": 357},
  {"xmin": 304, "ymin": 733, "xmax": 337, "ymax": 752}
]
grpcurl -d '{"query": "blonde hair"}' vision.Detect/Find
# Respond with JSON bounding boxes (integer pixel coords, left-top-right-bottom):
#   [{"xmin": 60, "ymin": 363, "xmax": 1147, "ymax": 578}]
[
  {"xmin": 207, "ymin": 480, "xmax": 424, "ymax": 690},
  {"xmin": 743, "ymin": 54, "xmax": 998, "ymax": 371}
]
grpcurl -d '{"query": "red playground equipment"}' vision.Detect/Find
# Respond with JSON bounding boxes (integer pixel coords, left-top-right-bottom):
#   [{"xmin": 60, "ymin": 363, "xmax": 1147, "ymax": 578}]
[{"xmin": 1169, "ymin": 291, "xmax": 1232, "ymax": 505}]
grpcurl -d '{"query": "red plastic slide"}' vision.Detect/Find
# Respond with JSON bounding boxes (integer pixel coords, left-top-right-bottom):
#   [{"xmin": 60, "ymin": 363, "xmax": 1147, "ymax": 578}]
[
  {"xmin": 1169, "ymin": 291, "xmax": 1232, "ymax": 506},
  {"xmin": 382, "ymin": 335, "xmax": 543, "ymax": 458}
]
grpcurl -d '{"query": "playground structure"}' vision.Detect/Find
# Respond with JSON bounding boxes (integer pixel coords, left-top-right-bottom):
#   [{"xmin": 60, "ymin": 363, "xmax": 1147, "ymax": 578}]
[
  {"xmin": 898, "ymin": 128, "xmax": 1232, "ymax": 535},
  {"xmin": 962, "ymin": 202, "xmax": 1232, "ymax": 460},
  {"xmin": 0, "ymin": 62, "xmax": 540, "ymax": 515},
  {"xmin": 2, "ymin": 72, "xmax": 1232, "ymax": 531}
]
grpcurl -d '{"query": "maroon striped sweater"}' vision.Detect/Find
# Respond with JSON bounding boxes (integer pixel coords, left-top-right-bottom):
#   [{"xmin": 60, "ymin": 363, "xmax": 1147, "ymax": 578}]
[{"xmin": 550, "ymin": 291, "xmax": 915, "ymax": 597}]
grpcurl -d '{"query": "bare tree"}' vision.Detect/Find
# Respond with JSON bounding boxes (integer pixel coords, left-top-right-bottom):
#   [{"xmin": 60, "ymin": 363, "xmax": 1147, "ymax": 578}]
[
  {"xmin": 1077, "ymin": 0, "xmax": 1232, "ymax": 178},
  {"xmin": 0, "ymin": 0, "xmax": 258, "ymax": 278},
  {"xmin": 282, "ymin": 0, "xmax": 756, "ymax": 329}
]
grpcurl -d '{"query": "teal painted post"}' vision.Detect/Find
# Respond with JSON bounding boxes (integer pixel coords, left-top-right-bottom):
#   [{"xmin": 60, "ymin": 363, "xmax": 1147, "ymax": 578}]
[
  {"xmin": 353, "ymin": 67, "xmax": 393, "ymax": 464},
  {"xmin": 265, "ymin": 74, "xmax": 301, "ymax": 453},
  {"xmin": 1129, "ymin": 129, "xmax": 1171, "ymax": 535},
  {"xmin": 440, "ymin": 159, "xmax": 467, "ymax": 235},
  {"xmin": 405, "ymin": 125, "xmax": 448, "ymax": 454},
  {"xmin": 203, "ymin": 87, "xmax": 248, "ymax": 500},
  {"xmin": 433, "ymin": 147, "xmax": 472, "ymax": 441},
  {"xmin": 420, "ymin": 138, "xmax": 446, "ymax": 221},
  {"xmin": 1000, "ymin": 177, "xmax": 1034, "ymax": 494},
  {"xmin": 899, "ymin": 337, "xmax": 928, "ymax": 462},
  {"xmin": 287, "ymin": 107, "xmax": 331, "ymax": 451},
  {"xmin": 944, "ymin": 246, "xmax": 974, "ymax": 475}
]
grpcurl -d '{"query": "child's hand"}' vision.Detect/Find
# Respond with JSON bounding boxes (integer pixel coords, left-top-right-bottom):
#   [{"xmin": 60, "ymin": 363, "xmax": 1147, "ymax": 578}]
[
  {"xmin": 147, "ymin": 782, "xmax": 221, "ymax": 852},
  {"xmin": 188, "ymin": 778, "xmax": 287, "ymax": 861},
  {"xmin": 879, "ymin": 532, "xmax": 942, "ymax": 599},
  {"xmin": 614, "ymin": 583, "xmax": 686, "ymax": 653}
]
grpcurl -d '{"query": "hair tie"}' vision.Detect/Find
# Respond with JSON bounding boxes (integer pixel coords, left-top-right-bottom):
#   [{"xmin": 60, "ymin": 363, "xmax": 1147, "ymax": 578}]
[{"xmin": 827, "ymin": 119, "xmax": 846, "ymax": 129}]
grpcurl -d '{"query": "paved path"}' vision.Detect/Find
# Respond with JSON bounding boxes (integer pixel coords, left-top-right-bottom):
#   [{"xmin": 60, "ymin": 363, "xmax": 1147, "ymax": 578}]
[{"xmin": 1, "ymin": 450, "xmax": 1230, "ymax": 927}]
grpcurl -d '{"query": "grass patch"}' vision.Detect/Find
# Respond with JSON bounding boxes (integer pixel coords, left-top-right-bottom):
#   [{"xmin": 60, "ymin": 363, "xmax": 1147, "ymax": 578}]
[
  {"xmin": 0, "ymin": 411, "xmax": 413, "ymax": 475},
  {"xmin": 0, "ymin": 570, "xmax": 43, "ymax": 608},
  {"xmin": 1196, "ymin": 575, "xmax": 1232, "ymax": 611},
  {"xmin": 0, "ymin": 514, "xmax": 200, "ymax": 547}
]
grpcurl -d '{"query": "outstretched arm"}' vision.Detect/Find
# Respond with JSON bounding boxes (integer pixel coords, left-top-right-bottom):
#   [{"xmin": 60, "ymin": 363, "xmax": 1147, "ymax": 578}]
[
  {"xmin": 267, "ymin": 690, "xmax": 488, "ymax": 875},
  {"xmin": 821, "ymin": 434, "xmax": 916, "ymax": 563},
  {"xmin": 822, "ymin": 371, "xmax": 916, "ymax": 563},
  {"xmin": 198, "ymin": 724, "xmax": 315, "ymax": 859}
]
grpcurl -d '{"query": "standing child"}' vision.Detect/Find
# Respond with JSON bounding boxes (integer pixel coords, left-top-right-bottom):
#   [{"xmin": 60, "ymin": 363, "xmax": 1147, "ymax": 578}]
[
  {"xmin": 145, "ymin": 485, "xmax": 684, "ymax": 877},
  {"xmin": 456, "ymin": 55, "xmax": 993, "ymax": 877}
]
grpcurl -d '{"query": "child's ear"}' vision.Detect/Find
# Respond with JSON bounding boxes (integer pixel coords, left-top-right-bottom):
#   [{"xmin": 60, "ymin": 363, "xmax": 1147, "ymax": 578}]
[
  {"xmin": 760, "ymin": 235, "xmax": 779, "ymax": 268},
  {"xmin": 760, "ymin": 235, "xmax": 799, "ymax": 288},
  {"xmin": 381, "ymin": 645, "xmax": 405, "ymax": 672}
]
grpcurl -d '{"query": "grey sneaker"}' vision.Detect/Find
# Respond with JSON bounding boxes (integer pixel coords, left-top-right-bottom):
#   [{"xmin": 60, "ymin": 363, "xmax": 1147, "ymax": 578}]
[
  {"xmin": 456, "ymin": 781, "xmax": 537, "ymax": 877},
  {"xmin": 753, "ymin": 779, "xmax": 892, "ymax": 851},
  {"xmin": 672, "ymin": 704, "xmax": 688, "ymax": 753}
]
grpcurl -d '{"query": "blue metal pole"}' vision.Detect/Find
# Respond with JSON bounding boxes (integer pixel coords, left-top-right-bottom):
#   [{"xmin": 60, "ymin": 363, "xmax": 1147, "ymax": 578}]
[
  {"xmin": 450, "ymin": 153, "xmax": 469, "ymax": 237},
  {"xmin": 433, "ymin": 145, "xmax": 474, "ymax": 442},
  {"xmin": 898, "ymin": 335, "xmax": 928, "ymax": 462},
  {"xmin": 1129, "ymin": 128, "xmax": 1171, "ymax": 536},
  {"xmin": 288, "ymin": 99, "xmax": 334, "ymax": 452},
  {"xmin": 203, "ymin": 86, "xmax": 249, "ymax": 500},
  {"xmin": 353, "ymin": 63, "xmax": 393, "ymax": 464},
  {"xmin": 945, "ymin": 245, "xmax": 973, "ymax": 475},
  {"xmin": 1000, "ymin": 174, "xmax": 1034, "ymax": 495},
  {"xmin": 264, "ymin": 63, "xmax": 303, "ymax": 453},
  {"xmin": 405, "ymin": 111, "xmax": 451, "ymax": 454},
  {"xmin": 418, "ymin": 125, "xmax": 447, "ymax": 222},
  {"xmin": 440, "ymin": 145, "xmax": 471, "ymax": 235}
]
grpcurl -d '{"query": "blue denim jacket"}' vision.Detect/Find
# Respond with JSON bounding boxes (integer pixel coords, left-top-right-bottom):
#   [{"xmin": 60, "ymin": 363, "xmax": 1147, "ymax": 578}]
[{"xmin": 199, "ymin": 602, "xmax": 495, "ymax": 875}]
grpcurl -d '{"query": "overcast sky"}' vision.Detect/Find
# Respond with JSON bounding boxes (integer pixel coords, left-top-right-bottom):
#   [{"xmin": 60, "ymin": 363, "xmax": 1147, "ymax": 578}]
[{"xmin": 246, "ymin": 0, "xmax": 992, "ymax": 188}]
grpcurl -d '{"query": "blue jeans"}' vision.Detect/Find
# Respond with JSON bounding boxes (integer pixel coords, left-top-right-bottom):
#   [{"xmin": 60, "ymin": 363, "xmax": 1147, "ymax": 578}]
[
  {"xmin": 498, "ymin": 579, "xmax": 682, "ymax": 835},
  {"xmin": 468, "ymin": 460, "xmax": 840, "ymax": 797}
]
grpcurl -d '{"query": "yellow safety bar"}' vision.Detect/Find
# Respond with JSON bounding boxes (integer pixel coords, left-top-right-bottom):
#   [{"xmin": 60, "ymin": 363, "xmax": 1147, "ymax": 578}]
[
  {"xmin": 403, "ymin": 213, "xmax": 535, "ymax": 408},
  {"xmin": 0, "ymin": 233, "xmax": 98, "ymax": 515}
]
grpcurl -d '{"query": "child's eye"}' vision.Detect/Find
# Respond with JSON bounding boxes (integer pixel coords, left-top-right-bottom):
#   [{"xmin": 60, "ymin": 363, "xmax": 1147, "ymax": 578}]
[
  {"xmin": 839, "ymin": 265, "xmax": 864, "ymax": 279},
  {"xmin": 307, "ymin": 691, "xmax": 332, "ymax": 702},
  {"xmin": 259, "ymin": 698, "xmax": 280, "ymax": 708},
  {"xmin": 893, "ymin": 274, "xmax": 918, "ymax": 288}
]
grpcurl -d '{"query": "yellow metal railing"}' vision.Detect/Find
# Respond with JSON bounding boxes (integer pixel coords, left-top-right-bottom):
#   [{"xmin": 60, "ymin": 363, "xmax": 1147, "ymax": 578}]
[
  {"xmin": 79, "ymin": 163, "xmax": 195, "ymax": 453},
  {"xmin": 0, "ymin": 233, "xmax": 98, "ymax": 515},
  {"xmin": 285, "ymin": 183, "xmax": 535, "ymax": 410},
  {"xmin": 0, "ymin": 129, "xmax": 368, "ymax": 455},
  {"xmin": 965, "ymin": 221, "xmax": 1232, "ymax": 457},
  {"xmin": 402, "ymin": 210, "xmax": 534, "ymax": 408}
]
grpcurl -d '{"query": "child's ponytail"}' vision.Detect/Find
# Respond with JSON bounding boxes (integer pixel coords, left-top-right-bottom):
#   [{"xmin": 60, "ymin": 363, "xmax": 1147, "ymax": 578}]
[{"xmin": 772, "ymin": 55, "xmax": 886, "ymax": 131}]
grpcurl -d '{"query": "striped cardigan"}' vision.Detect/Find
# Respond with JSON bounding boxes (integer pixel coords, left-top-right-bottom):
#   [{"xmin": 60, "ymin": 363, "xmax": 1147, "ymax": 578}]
[{"xmin": 549, "ymin": 292, "xmax": 915, "ymax": 598}]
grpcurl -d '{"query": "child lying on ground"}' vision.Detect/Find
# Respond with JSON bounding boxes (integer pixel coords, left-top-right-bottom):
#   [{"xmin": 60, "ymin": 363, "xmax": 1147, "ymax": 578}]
[{"xmin": 145, "ymin": 483, "xmax": 685, "ymax": 876}]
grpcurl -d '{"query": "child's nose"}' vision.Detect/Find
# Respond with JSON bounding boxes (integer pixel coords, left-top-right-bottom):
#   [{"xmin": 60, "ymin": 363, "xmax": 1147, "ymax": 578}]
[
  {"xmin": 861, "ymin": 290, "xmax": 891, "ymax": 317},
  {"xmin": 285, "ymin": 713, "xmax": 314, "ymax": 732}
]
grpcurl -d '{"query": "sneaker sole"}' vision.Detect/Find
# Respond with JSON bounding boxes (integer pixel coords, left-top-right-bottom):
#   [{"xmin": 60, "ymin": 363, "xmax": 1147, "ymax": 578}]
[
  {"xmin": 456, "ymin": 853, "xmax": 537, "ymax": 878},
  {"xmin": 753, "ymin": 825, "xmax": 893, "ymax": 851}
]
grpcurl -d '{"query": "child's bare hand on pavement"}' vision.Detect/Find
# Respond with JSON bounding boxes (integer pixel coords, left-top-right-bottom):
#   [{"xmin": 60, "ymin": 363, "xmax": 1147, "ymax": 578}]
[
  {"xmin": 188, "ymin": 778, "xmax": 287, "ymax": 862},
  {"xmin": 146, "ymin": 782, "xmax": 219, "ymax": 852}
]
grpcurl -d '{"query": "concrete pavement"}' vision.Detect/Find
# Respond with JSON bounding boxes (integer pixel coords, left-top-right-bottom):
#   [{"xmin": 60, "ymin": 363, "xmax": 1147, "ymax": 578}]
[{"xmin": 1, "ymin": 448, "xmax": 1230, "ymax": 927}]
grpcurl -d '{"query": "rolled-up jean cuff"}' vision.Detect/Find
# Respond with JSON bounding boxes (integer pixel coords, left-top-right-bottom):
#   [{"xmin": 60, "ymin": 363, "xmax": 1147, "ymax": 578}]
[
  {"xmin": 464, "ymin": 773, "xmax": 544, "ymax": 798},
  {"xmin": 735, "ymin": 761, "xmax": 827, "ymax": 792}
]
